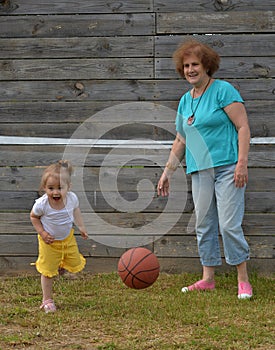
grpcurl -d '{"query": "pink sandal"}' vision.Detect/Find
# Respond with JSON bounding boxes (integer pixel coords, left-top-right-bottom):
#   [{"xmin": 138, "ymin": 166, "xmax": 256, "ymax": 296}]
[
  {"xmin": 40, "ymin": 299, "xmax": 56, "ymax": 313},
  {"xmin": 238, "ymin": 282, "xmax": 253, "ymax": 299},
  {"xmin": 181, "ymin": 279, "xmax": 215, "ymax": 293}
]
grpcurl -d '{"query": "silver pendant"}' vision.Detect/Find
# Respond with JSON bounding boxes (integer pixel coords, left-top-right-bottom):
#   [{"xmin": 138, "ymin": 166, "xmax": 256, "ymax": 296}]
[{"xmin": 187, "ymin": 115, "xmax": 195, "ymax": 125}]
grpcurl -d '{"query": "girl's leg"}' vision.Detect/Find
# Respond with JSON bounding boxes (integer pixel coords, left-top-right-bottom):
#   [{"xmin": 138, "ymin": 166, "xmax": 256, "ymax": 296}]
[
  {"xmin": 40, "ymin": 275, "xmax": 56, "ymax": 312},
  {"xmin": 41, "ymin": 274, "xmax": 53, "ymax": 302}
]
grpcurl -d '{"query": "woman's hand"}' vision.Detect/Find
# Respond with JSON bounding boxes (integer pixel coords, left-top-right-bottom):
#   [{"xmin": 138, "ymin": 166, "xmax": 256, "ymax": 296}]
[
  {"xmin": 157, "ymin": 133, "xmax": 185, "ymax": 197},
  {"xmin": 234, "ymin": 161, "xmax": 248, "ymax": 188},
  {"xmin": 157, "ymin": 172, "xmax": 170, "ymax": 197}
]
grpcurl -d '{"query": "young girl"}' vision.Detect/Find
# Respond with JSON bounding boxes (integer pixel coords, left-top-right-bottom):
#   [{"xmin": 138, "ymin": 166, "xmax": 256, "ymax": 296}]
[{"xmin": 30, "ymin": 160, "xmax": 88, "ymax": 313}]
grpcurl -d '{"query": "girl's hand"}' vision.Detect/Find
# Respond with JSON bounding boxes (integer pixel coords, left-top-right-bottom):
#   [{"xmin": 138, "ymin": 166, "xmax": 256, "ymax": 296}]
[
  {"xmin": 40, "ymin": 230, "xmax": 55, "ymax": 244},
  {"xmin": 80, "ymin": 231, "xmax": 88, "ymax": 240}
]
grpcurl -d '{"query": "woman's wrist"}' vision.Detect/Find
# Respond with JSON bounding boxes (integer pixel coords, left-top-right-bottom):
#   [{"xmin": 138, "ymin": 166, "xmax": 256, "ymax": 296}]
[{"xmin": 165, "ymin": 161, "xmax": 178, "ymax": 171}]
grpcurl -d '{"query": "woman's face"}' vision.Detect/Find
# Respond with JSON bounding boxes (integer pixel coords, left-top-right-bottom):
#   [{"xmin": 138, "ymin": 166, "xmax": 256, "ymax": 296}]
[{"xmin": 182, "ymin": 54, "xmax": 209, "ymax": 88}]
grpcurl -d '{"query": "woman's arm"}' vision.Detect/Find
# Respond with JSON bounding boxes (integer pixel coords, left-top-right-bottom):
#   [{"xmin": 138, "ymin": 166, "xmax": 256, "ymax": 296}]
[
  {"xmin": 157, "ymin": 133, "xmax": 186, "ymax": 196},
  {"xmin": 224, "ymin": 102, "xmax": 251, "ymax": 188}
]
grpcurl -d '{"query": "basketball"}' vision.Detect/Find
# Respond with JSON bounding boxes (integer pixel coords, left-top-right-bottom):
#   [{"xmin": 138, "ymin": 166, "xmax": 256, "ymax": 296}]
[{"xmin": 118, "ymin": 247, "xmax": 160, "ymax": 289}]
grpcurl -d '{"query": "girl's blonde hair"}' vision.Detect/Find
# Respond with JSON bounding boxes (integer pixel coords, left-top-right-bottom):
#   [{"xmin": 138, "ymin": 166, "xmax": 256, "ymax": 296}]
[{"xmin": 39, "ymin": 160, "xmax": 73, "ymax": 194}]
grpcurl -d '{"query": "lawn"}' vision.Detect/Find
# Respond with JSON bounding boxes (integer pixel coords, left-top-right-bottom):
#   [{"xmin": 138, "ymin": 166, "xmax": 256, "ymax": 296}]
[{"xmin": 0, "ymin": 272, "xmax": 274, "ymax": 350}]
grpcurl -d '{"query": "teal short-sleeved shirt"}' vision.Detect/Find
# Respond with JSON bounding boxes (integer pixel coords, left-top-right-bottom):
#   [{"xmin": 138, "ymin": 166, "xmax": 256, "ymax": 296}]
[{"xmin": 175, "ymin": 79, "xmax": 244, "ymax": 174}]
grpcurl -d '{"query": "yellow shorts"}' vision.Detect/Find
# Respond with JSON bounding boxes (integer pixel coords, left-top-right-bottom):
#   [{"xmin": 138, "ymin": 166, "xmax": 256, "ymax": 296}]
[{"xmin": 34, "ymin": 229, "xmax": 86, "ymax": 277}]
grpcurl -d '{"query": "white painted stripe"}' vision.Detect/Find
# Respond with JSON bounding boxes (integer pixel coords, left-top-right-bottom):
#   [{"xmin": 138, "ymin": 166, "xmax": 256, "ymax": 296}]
[{"xmin": 0, "ymin": 136, "xmax": 274, "ymax": 147}]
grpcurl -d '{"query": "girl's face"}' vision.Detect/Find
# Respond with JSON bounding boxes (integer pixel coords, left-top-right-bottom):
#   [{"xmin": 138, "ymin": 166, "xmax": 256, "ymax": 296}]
[
  {"xmin": 182, "ymin": 54, "xmax": 209, "ymax": 88},
  {"xmin": 44, "ymin": 175, "xmax": 70, "ymax": 207}
]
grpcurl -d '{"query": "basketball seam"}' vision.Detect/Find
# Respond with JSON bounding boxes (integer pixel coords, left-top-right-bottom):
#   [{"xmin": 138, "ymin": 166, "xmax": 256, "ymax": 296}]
[
  {"xmin": 121, "ymin": 249, "xmax": 153, "ymax": 282},
  {"xmin": 118, "ymin": 248, "xmax": 160, "ymax": 289}
]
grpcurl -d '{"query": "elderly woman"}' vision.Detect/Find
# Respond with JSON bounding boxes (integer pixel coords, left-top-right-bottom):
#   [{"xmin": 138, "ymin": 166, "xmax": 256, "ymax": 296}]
[{"xmin": 158, "ymin": 39, "xmax": 252, "ymax": 299}]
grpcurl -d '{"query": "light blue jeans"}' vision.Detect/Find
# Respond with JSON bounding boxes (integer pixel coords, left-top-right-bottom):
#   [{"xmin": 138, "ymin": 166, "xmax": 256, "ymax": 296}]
[{"xmin": 191, "ymin": 164, "xmax": 250, "ymax": 266}]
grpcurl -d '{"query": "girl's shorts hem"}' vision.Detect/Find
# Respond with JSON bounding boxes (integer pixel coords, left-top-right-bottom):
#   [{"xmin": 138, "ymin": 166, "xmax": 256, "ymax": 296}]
[{"xmin": 33, "ymin": 229, "xmax": 86, "ymax": 277}]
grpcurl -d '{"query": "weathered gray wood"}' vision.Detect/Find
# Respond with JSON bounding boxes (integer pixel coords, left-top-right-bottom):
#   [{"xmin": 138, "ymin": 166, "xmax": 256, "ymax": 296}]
[
  {"xmin": 0, "ymin": 0, "xmax": 153, "ymax": 14},
  {"xmin": 0, "ymin": 234, "xmax": 134, "ymax": 256},
  {"xmin": 0, "ymin": 256, "xmax": 121, "ymax": 276},
  {"xmin": 0, "ymin": 146, "xmax": 171, "ymax": 167},
  {"xmin": 1, "ymin": 166, "xmax": 274, "ymax": 193},
  {"xmin": 157, "ymin": 257, "xmax": 275, "ymax": 275},
  {"xmin": 154, "ymin": 0, "xmax": 275, "ymax": 12},
  {"xmin": 0, "ymin": 256, "xmax": 273, "ymax": 276},
  {"xmin": 0, "ymin": 1, "xmax": 274, "ymax": 276},
  {"xmin": 0, "ymin": 58, "xmax": 154, "ymax": 80},
  {"xmin": 157, "ymin": 12, "xmax": 275, "ymax": 34},
  {"xmin": 0, "ymin": 190, "xmax": 193, "ymax": 213},
  {"xmin": 0, "ymin": 123, "xmax": 175, "ymax": 138},
  {"xmin": 1, "ymin": 116, "xmax": 275, "ymax": 138},
  {"xmin": 245, "ymin": 101, "xmax": 275, "ymax": 138},
  {"xmin": 0, "ymin": 166, "xmax": 172, "ymax": 192},
  {"xmin": 0, "ymin": 79, "xmax": 273, "ymax": 101},
  {"xmin": 245, "ymin": 192, "xmax": 275, "ymax": 213},
  {"xmin": 0, "ymin": 101, "xmax": 117, "ymax": 122},
  {"xmin": 0, "ymin": 36, "xmax": 154, "ymax": 59},
  {"xmin": 248, "ymin": 146, "xmax": 275, "ymax": 167},
  {"xmin": 2, "ymin": 101, "xmax": 152, "ymax": 123},
  {"xmin": 0, "ymin": 14, "xmax": 155, "ymax": 38},
  {"xmin": 1, "ymin": 57, "xmax": 274, "ymax": 81},
  {"xmin": 0, "ymin": 100, "xmax": 273, "ymax": 123},
  {"xmin": 154, "ymin": 235, "xmax": 275, "ymax": 259},
  {"xmin": 242, "ymin": 214, "xmax": 275, "ymax": 236},
  {"xmin": 156, "ymin": 57, "xmax": 275, "ymax": 79},
  {"xmin": 1, "ymin": 145, "xmax": 275, "ymax": 167},
  {"xmin": 0, "ymin": 234, "xmax": 273, "ymax": 259},
  {"xmin": 0, "ymin": 80, "xmax": 173, "ymax": 101},
  {"xmin": 1, "ymin": 100, "xmax": 275, "ymax": 139},
  {"xmin": 155, "ymin": 34, "xmax": 275, "ymax": 57},
  {"xmin": 0, "ymin": 189, "xmax": 274, "ymax": 213},
  {"xmin": 1, "ymin": 212, "xmax": 274, "ymax": 237}
]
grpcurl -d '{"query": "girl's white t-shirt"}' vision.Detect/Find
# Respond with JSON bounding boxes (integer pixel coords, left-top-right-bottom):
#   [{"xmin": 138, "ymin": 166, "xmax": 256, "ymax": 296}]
[{"xmin": 32, "ymin": 191, "xmax": 79, "ymax": 240}]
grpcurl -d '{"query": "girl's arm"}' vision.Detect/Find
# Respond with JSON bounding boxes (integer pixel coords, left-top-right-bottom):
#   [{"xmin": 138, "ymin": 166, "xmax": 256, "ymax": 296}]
[
  {"xmin": 30, "ymin": 210, "xmax": 55, "ymax": 244},
  {"xmin": 73, "ymin": 207, "xmax": 88, "ymax": 239}
]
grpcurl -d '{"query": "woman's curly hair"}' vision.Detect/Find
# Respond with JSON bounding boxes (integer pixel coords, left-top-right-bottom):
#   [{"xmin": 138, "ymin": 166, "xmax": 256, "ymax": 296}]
[{"xmin": 173, "ymin": 38, "xmax": 220, "ymax": 79}]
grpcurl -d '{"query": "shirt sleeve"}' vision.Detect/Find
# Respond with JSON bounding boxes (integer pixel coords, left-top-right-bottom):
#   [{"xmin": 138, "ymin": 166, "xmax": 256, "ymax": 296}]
[
  {"xmin": 175, "ymin": 96, "xmax": 187, "ymax": 139},
  {"xmin": 218, "ymin": 81, "xmax": 244, "ymax": 109},
  {"xmin": 32, "ymin": 197, "xmax": 44, "ymax": 217},
  {"xmin": 68, "ymin": 192, "xmax": 79, "ymax": 209}
]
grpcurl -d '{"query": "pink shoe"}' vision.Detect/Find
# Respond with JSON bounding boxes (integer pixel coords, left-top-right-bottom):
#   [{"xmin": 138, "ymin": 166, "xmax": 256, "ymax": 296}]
[
  {"xmin": 181, "ymin": 279, "xmax": 215, "ymax": 293},
  {"xmin": 238, "ymin": 282, "xmax": 253, "ymax": 299},
  {"xmin": 40, "ymin": 299, "xmax": 56, "ymax": 313}
]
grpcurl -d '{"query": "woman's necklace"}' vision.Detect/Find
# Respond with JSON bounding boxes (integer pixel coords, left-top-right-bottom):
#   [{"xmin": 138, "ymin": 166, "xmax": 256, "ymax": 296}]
[{"xmin": 187, "ymin": 78, "xmax": 211, "ymax": 125}]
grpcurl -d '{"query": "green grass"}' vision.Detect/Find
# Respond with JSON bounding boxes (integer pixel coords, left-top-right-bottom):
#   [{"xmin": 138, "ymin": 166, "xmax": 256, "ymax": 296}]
[{"xmin": 0, "ymin": 272, "xmax": 274, "ymax": 350}]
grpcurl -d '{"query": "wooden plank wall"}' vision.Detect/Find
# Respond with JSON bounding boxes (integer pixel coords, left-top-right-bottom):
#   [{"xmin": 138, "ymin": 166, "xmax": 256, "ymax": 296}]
[{"xmin": 0, "ymin": 0, "xmax": 274, "ymax": 275}]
